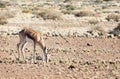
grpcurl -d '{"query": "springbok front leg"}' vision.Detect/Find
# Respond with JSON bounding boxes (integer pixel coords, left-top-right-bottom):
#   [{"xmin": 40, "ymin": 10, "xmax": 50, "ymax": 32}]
[
  {"xmin": 43, "ymin": 46, "xmax": 48, "ymax": 63},
  {"xmin": 33, "ymin": 40, "xmax": 37, "ymax": 63},
  {"xmin": 38, "ymin": 38, "xmax": 48, "ymax": 63}
]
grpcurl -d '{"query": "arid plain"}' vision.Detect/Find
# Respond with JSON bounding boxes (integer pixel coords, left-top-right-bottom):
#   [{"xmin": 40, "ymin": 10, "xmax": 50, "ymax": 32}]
[{"xmin": 0, "ymin": 0, "xmax": 120, "ymax": 79}]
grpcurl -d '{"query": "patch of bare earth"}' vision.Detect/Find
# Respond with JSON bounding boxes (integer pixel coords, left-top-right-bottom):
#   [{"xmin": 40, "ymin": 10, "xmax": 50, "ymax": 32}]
[{"xmin": 0, "ymin": 35, "xmax": 120, "ymax": 79}]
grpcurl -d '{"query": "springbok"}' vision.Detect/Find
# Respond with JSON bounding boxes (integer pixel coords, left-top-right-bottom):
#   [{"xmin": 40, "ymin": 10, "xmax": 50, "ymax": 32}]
[{"xmin": 17, "ymin": 28, "xmax": 48, "ymax": 63}]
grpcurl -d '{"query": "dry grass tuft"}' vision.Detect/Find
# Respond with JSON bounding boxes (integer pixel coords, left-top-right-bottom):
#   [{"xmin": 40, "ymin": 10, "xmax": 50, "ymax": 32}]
[
  {"xmin": 74, "ymin": 10, "xmax": 94, "ymax": 17},
  {"xmin": 106, "ymin": 14, "xmax": 120, "ymax": 22},
  {"xmin": 88, "ymin": 19, "xmax": 99, "ymax": 25},
  {"xmin": 0, "ymin": 8, "xmax": 15, "ymax": 25},
  {"xmin": 22, "ymin": 7, "xmax": 32, "ymax": 13},
  {"xmin": 0, "ymin": 1, "xmax": 6, "ymax": 8},
  {"xmin": 36, "ymin": 8, "xmax": 63, "ymax": 20},
  {"xmin": 110, "ymin": 23, "xmax": 120, "ymax": 36},
  {"xmin": 87, "ymin": 25, "xmax": 107, "ymax": 37},
  {"xmin": 65, "ymin": 4, "xmax": 75, "ymax": 11},
  {"xmin": 0, "ymin": 16, "xmax": 7, "ymax": 25},
  {"xmin": 103, "ymin": 0, "xmax": 113, "ymax": 1}
]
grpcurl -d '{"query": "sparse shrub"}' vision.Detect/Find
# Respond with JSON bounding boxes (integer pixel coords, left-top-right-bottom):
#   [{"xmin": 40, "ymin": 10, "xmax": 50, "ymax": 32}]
[
  {"xmin": 94, "ymin": 26, "xmax": 105, "ymax": 33},
  {"xmin": 37, "ymin": 9, "xmax": 63, "ymax": 20},
  {"xmin": 103, "ymin": 0, "xmax": 113, "ymax": 1},
  {"xmin": 0, "ymin": 9, "xmax": 15, "ymax": 25},
  {"xmin": 61, "ymin": 9, "xmax": 72, "ymax": 14},
  {"xmin": 95, "ymin": 0, "xmax": 112, "ymax": 2},
  {"xmin": 65, "ymin": 4, "xmax": 75, "ymax": 10},
  {"xmin": 0, "ymin": 16, "xmax": 7, "ymax": 25},
  {"xmin": 106, "ymin": 14, "xmax": 120, "ymax": 22},
  {"xmin": 0, "ymin": 8, "xmax": 15, "ymax": 18},
  {"xmin": 74, "ymin": 10, "xmax": 94, "ymax": 17},
  {"xmin": 64, "ymin": 0, "xmax": 72, "ymax": 3},
  {"xmin": 88, "ymin": 26, "xmax": 106, "ymax": 37},
  {"xmin": 109, "ymin": 23, "xmax": 120, "ymax": 36},
  {"xmin": 95, "ymin": 0, "xmax": 103, "ymax": 3},
  {"xmin": 22, "ymin": 8, "xmax": 32, "ymax": 13},
  {"xmin": 0, "ymin": 1, "xmax": 6, "ymax": 8},
  {"xmin": 88, "ymin": 19, "xmax": 99, "ymax": 25},
  {"xmin": 60, "ymin": 3, "xmax": 76, "ymax": 14}
]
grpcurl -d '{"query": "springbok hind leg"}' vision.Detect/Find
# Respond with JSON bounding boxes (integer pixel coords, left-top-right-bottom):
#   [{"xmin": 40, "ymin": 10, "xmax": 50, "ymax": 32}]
[
  {"xmin": 17, "ymin": 41, "xmax": 27, "ymax": 61},
  {"xmin": 20, "ymin": 39, "xmax": 27, "ymax": 61},
  {"xmin": 17, "ymin": 41, "xmax": 25, "ymax": 60},
  {"xmin": 17, "ymin": 31, "xmax": 26, "ymax": 61}
]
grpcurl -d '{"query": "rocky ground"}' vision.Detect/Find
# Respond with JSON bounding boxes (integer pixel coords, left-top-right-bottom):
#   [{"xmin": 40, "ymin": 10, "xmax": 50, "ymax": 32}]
[
  {"xmin": 0, "ymin": 0, "xmax": 120, "ymax": 79},
  {"xmin": 0, "ymin": 35, "xmax": 120, "ymax": 79}
]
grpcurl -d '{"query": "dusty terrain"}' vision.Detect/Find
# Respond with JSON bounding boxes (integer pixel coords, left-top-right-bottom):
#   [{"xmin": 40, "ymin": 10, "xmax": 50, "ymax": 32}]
[
  {"xmin": 0, "ymin": 35, "xmax": 120, "ymax": 79},
  {"xmin": 0, "ymin": 0, "xmax": 120, "ymax": 79}
]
